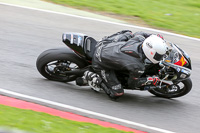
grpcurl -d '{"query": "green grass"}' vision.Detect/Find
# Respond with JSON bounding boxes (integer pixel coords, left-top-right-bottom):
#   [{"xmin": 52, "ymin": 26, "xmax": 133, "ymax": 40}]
[
  {"xmin": 0, "ymin": 105, "xmax": 132, "ymax": 133},
  {"xmin": 46, "ymin": 0, "xmax": 200, "ymax": 38}
]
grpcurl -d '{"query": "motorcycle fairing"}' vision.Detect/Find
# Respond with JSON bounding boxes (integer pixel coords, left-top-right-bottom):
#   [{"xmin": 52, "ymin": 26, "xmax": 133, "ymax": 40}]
[
  {"xmin": 62, "ymin": 32, "xmax": 97, "ymax": 60},
  {"xmin": 62, "ymin": 32, "xmax": 87, "ymax": 57}
]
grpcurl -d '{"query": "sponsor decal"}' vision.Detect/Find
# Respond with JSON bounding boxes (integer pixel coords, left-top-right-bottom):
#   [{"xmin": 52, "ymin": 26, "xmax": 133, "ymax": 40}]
[
  {"xmin": 70, "ymin": 34, "xmax": 73, "ymax": 44},
  {"xmin": 62, "ymin": 34, "xmax": 66, "ymax": 41},
  {"xmin": 112, "ymin": 84, "xmax": 122, "ymax": 90},
  {"xmin": 138, "ymin": 71, "xmax": 144, "ymax": 73},
  {"xmin": 180, "ymin": 73, "xmax": 187, "ymax": 78},
  {"xmin": 77, "ymin": 36, "xmax": 82, "ymax": 46},
  {"xmin": 181, "ymin": 69, "xmax": 189, "ymax": 75},
  {"xmin": 174, "ymin": 56, "xmax": 187, "ymax": 66},
  {"xmin": 96, "ymin": 43, "xmax": 103, "ymax": 62},
  {"xmin": 101, "ymin": 70, "xmax": 108, "ymax": 82},
  {"xmin": 146, "ymin": 42, "xmax": 152, "ymax": 48},
  {"xmin": 125, "ymin": 50, "xmax": 133, "ymax": 53},
  {"xmin": 176, "ymin": 67, "xmax": 181, "ymax": 72}
]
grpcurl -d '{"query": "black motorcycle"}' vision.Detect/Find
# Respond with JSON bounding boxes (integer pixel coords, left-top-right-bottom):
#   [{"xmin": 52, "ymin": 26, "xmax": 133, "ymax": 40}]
[{"xmin": 36, "ymin": 32, "xmax": 192, "ymax": 98}]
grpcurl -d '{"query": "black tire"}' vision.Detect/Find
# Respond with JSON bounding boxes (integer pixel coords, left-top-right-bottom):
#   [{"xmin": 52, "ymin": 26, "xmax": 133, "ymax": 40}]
[
  {"xmin": 148, "ymin": 78, "xmax": 192, "ymax": 98},
  {"xmin": 36, "ymin": 47, "xmax": 87, "ymax": 82}
]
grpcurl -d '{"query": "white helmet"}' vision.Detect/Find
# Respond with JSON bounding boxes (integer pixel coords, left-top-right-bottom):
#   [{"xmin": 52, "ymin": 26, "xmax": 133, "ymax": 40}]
[{"xmin": 142, "ymin": 35, "xmax": 168, "ymax": 64}]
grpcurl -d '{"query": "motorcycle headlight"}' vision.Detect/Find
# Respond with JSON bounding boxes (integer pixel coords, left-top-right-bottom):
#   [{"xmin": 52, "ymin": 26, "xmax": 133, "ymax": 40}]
[
  {"xmin": 180, "ymin": 73, "xmax": 187, "ymax": 78},
  {"xmin": 180, "ymin": 69, "xmax": 191, "ymax": 78}
]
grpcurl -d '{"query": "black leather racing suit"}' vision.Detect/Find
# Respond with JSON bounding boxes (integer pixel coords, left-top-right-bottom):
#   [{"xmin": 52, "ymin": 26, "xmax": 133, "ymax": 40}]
[{"xmin": 92, "ymin": 31, "xmax": 152, "ymax": 95}]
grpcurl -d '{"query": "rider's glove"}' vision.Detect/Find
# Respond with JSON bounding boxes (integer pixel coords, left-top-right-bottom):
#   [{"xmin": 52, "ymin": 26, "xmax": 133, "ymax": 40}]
[{"xmin": 147, "ymin": 76, "xmax": 160, "ymax": 86}]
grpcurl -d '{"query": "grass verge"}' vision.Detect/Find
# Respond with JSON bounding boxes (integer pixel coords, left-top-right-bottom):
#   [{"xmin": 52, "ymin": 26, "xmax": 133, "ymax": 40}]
[
  {"xmin": 0, "ymin": 105, "xmax": 132, "ymax": 133},
  {"xmin": 45, "ymin": 0, "xmax": 200, "ymax": 38}
]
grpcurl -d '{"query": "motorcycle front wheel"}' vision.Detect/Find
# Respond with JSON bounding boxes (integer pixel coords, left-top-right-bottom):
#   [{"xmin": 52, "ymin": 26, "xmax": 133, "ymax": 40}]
[
  {"xmin": 148, "ymin": 78, "xmax": 192, "ymax": 98},
  {"xmin": 36, "ymin": 48, "xmax": 87, "ymax": 82}
]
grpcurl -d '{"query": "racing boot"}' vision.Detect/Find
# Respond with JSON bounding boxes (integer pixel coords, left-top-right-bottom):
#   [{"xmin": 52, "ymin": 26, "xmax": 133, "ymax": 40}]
[
  {"xmin": 109, "ymin": 84, "xmax": 124, "ymax": 99},
  {"xmin": 99, "ymin": 70, "xmax": 124, "ymax": 99},
  {"xmin": 84, "ymin": 71, "xmax": 102, "ymax": 92},
  {"xmin": 99, "ymin": 82, "xmax": 124, "ymax": 100}
]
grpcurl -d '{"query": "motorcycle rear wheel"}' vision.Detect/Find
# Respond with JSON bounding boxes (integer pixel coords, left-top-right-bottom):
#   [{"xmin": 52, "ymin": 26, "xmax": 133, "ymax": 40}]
[
  {"xmin": 148, "ymin": 78, "xmax": 192, "ymax": 98},
  {"xmin": 36, "ymin": 48, "xmax": 87, "ymax": 82}
]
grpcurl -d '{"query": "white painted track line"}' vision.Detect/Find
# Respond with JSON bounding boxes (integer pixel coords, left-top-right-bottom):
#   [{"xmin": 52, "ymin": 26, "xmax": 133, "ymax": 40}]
[
  {"xmin": 0, "ymin": 2, "xmax": 199, "ymax": 42},
  {"xmin": 0, "ymin": 88, "xmax": 175, "ymax": 133}
]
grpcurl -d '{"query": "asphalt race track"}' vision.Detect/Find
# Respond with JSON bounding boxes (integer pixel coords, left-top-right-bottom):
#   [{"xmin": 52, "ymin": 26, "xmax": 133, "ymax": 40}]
[{"xmin": 0, "ymin": 4, "xmax": 200, "ymax": 133}]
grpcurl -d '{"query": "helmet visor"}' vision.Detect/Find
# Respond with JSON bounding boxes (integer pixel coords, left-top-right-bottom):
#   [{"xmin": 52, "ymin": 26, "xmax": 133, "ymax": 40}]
[{"xmin": 153, "ymin": 52, "xmax": 165, "ymax": 61}]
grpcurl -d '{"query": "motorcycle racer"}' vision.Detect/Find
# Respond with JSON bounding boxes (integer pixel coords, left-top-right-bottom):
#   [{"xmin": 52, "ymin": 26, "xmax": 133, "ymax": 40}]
[
  {"xmin": 84, "ymin": 30, "xmax": 168, "ymax": 99},
  {"xmin": 37, "ymin": 30, "xmax": 192, "ymax": 100}
]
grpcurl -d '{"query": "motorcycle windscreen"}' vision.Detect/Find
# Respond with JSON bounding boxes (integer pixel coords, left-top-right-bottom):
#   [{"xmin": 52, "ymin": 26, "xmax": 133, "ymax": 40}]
[
  {"xmin": 167, "ymin": 48, "xmax": 187, "ymax": 66},
  {"xmin": 165, "ymin": 42, "xmax": 189, "ymax": 67},
  {"xmin": 174, "ymin": 55, "xmax": 187, "ymax": 66}
]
